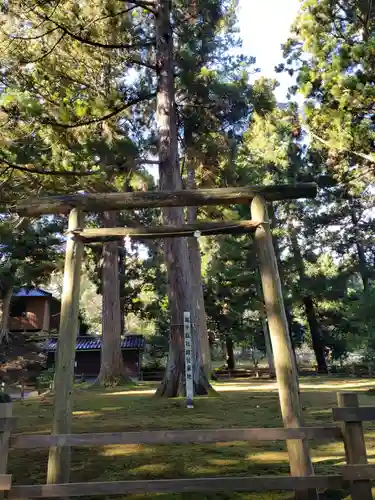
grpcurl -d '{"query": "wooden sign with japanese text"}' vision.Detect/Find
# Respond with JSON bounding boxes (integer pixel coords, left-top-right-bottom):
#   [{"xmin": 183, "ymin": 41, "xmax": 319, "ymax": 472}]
[{"xmin": 184, "ymin": 311, "xmax": 194, "ymax": 408}]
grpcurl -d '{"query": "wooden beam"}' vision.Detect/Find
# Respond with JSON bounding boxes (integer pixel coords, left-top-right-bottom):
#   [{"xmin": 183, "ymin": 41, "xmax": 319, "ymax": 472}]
[
  {"xmin": 342, "ymin": 464, "xmax": 375, "ymax": 481},
  {"xmin": 8, "ymin": 475, "xmax": 344, "ymax": 498},
  {"xmin": 46, "ymin": 209, "xmax": 84, "ymax": 485},
  {"xmin": 251, "ymin": 196, "xmax": 317, "ymax": 500},
  {"xmin": 73, "ymin": 220, "xmax": 261, "ymax": 242},
  {"xmin": 333, "ymin": 406, "xmax": 375, "ymax": 422},
  {"xmin": 12, "ymin": 183, "xmax": 317, "ymax": 217},
  {"xmin": 11, "ymin": 426, "xmax": 343, "ymax": 449}
]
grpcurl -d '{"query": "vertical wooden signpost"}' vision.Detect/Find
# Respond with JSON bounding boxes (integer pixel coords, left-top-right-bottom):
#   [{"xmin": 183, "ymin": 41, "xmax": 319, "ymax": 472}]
[
  {"xmin": 184, "ymin": 311, "xmax": 194, "ymax": 408},
  {"xmin": 251, "ymin": 195, "xmax": 317, "ymax": 500}
]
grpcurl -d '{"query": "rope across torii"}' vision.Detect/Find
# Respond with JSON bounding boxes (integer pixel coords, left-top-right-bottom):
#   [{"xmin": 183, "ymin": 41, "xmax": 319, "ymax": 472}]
[{"xmin": 10, "ymin": 182, "xmax": 318, "ymax": 494}]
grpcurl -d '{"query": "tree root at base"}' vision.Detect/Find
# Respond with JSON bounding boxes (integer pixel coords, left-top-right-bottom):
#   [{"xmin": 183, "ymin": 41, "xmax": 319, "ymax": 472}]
[
  {"xmin": 155, "ymin": 370, "xmax": 217, "ymax": 398},
  {"xmin": 92, "ymin": 374, "xmax": 134, "ymax": 388}
]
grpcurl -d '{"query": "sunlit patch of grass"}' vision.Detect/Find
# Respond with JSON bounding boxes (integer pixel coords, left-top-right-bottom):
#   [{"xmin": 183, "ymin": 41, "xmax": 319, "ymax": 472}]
[
  {"xmin": 246, "ymin": 451, "xmax": 289, "ymax": 464},
  {"xmin": 102, "ymin": 388, "xmax": 156, "ymax": 396},
  {"xmin": 73, "ymin": 410, "xmax": 101, "ymax": 417},
  {"xmin": 208, "ymin": 458, "xmax": 241, "ymax": 466},
  {"xmin": 129, "ymin": 463, "xmax": 171, "ymax": 475},
  {"xmin": 100, "ymin": 444, "xmax": 146, "ymax": 457}
]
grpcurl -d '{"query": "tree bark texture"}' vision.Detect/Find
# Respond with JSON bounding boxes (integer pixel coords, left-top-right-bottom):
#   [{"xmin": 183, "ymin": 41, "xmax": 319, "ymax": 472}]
[
  {"xmin": 270, "ymin": 206, "xmax": 299, "ymax": 377},
  {"xmin": 97, "ymin": 211, "xmax": 130, "ymax": 386},
  {"xmin": 263, "ymin": 319, "xmax": 276, "ymax": 378},
  {"xmin": 225, "ymin": 336, "xmax": 235, "ymax": 371},
  {"xmin": 255, "ymin": 272, "xmax": 275, "ymax": 377},
  {"xmin": 42, "ymin": 298, "xmax": 51, "ymax": 333},
  {"xmin": 118, "ymin": 243, "xmax": 126, "ymax": 337},
  {"xmin": 154, "ymin": 0, "xmax": 211, "ymax": 397},
  {"xmin": 0, "ymin": 287, "xmax": 12, "ymax": 344},
  {"xmin": 350, "ymin": 204, "xmax": 370, "ymax": 292},
  {"xmin": 186, "ymin": 164, "xmax": 212, "ymax": 379},
  {"xmin": 183, "ymin": 1, "xmax": 212, "ymax": 381},
  {"xmin": 302, "ymin": 296, "xmax": 327, "ymax": 374},
  {"xmin": 288, "ymin": 221, "xmax": 328, "ymax": 374}
]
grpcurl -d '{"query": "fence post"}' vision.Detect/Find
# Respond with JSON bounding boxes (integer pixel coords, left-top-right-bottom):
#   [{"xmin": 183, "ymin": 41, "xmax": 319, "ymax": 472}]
[
  {"xmin": 0, "ymin": 401, "xmax": 12, "ymax": 500},
  {"xmin": 337, "ymin": 392, "xmax": 372, "ymax": 500}
]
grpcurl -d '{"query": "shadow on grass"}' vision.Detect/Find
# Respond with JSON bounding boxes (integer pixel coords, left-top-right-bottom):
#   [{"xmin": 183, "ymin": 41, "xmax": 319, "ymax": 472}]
[
  {"xmin": 8, "ymin": 442, "xmax": 351, "ymax": 500},
  {"xmin": 8, "ymin": 382, "xmax": 371, "ymax": 500}
]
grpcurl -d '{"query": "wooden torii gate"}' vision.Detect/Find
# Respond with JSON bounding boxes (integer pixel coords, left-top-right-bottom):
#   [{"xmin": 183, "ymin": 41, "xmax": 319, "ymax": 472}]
[{"xmin": 12, "ymin": 182, "xmax": 318, "ymax": 500}]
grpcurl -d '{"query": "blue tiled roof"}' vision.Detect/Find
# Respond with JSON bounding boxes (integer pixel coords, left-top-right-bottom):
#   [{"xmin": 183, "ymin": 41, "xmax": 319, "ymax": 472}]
[
  {"xmin": 46, "ymin": 335, "xmax": 145, "ymax": 352},
  {"xmin": 14, "ymin": 287, "xmax": 52, "ymax": 297}
]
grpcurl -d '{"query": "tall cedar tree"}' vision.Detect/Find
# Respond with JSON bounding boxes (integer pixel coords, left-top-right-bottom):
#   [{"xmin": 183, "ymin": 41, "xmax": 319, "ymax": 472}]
[{"xmin": 2, "ymin": 0, "xmax": 248, "ymax": 395}]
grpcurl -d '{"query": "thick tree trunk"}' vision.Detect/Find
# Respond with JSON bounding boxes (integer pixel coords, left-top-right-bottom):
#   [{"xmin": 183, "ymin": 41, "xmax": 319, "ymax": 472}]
[
  {"xmin": 186, "ymin": 165, "xmax": 212, "ymax": 379},
  {"xmin": 356, "ymin": 241, "xmax": 370, "ymax": 292},
  {"xmin": 350, "ymin": 202, "xmax": 370, "ymax": 292},
  {"xmin": 118, "ymin": 243, "xmax": 126, "ymax": 336},
  {"xmin": 285, "ymin": 309, "xmax": 300, "ymax": 375},
  {"xmin": 225, "ymin": 336, "xmax": 235, "ymax": 371},
  {"xmin": 155, "ymin": 0, "xmax": 212, "ymax": 397},
  {"xmin": 96, "ymin": 211, "xmax": 130, "ymax": 386},
  {"xmin": 270, "ymin": 207, "xmax": 300, "ymax": 389},
  {"xmin": 263, "ymin": 320, "xmax": 276, "ymax": 378},
  {"xmin": 303, "ymin": 296, "xmax": 328, "ymax": 374},
  {"xmin": 42, "ymin": 298, "xmax": 51, "ymax": 334},
  {"xmin": 270, "ymin": 212, "xmax": 299, "ymax": 374},
  {"xmin": 288, "ymin": 221, "xmax": 328, "ymax": 374},
  {"xmin": 255, "ymin": 272, "xmax": 275, "ymax": 377},
  {"xmin": 0, "ymin": 286, "xmax": 12, "ymax": 344}
]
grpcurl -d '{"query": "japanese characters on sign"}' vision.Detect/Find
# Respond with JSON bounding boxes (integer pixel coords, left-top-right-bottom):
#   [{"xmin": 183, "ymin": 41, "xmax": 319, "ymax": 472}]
[{"xmin": 184, "ymin": 311, "xmax": 194, "ymax": 407}]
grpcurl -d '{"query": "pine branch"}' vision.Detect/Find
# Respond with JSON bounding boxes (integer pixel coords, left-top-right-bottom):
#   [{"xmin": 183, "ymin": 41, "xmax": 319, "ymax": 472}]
[
  {"xmin": 32, "ymin": 7, "xmax": 155, "ymax": 50},
  {"xmin": 126, "ymin": 57, "xmax": 156, "ymax": 70},
  {"xmin": 0, "ymin": 155, "xmax": 160, "ymax": 177},
  {"xmin": 84, "ymin": 6, "xmax": 139, "ymax": 30},
  {"xmin": 7, "ymin": 26, "xmax": 59, "ymax": 40},
  {"xmin": 0, "ymin": 155, "xmax": 101, "ymax": 176},
  {"xmin": 121, "ymin": 0, "xmax": 157, "ymax": 15},
  {"xmin": 28, "ymin": 32, "xmax": 66, "ymax": 63},
  {"xmin": 6, "ymin": 4, "xmax": 137, "ymax": 42},
  {"xmin": 311, "ymin": 131, "xmax": 375, "ymax": 164},
  {"xmin": 42, "ymin": 92, "xmax": 155, "ymax": 129}
]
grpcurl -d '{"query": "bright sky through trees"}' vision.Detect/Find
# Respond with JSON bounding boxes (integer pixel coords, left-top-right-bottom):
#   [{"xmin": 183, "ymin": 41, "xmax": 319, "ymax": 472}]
[{"xmin": 238, "ymin": 0, "xmax": 300, "ymax": 101}]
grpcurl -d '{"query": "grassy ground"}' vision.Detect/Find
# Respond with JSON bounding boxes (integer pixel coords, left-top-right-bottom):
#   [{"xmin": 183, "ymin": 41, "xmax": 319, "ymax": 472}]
[{"xmin": 7, "ymin": 376, "xmax": 375, "ymax": 500}]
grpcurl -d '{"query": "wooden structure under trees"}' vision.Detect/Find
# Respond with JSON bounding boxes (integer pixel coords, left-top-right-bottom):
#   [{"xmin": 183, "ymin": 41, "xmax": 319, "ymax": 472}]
[
  {"xmin": 11, "ymin": 182, "xmax": 320, "ymax": 499},
  {"xmin": 8, "ymin": 287, "xmax": 61, "ymax": 333}
]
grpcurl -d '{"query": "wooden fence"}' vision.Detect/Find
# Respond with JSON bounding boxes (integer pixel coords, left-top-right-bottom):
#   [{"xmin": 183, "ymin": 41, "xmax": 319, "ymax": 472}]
[{"xmin": 1, "ymin": 392, "xmax": 375, "ymax": 499}]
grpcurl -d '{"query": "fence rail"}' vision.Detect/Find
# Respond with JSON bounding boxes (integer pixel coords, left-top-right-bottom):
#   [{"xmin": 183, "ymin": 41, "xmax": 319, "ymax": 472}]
[
  {"xmin": 333, "ymin": 406, "xmax": 375, "ymax": 422},
  {"xmin": 5, "ymin": 475, "xmax": 348, "ymax": 497},
  {"xmin": 1, "ymin": 392, "xmax": 375, "ymax": 499},
  {"xmin": 11, "ymin": 425, "xmax": 343, "ymax": 449}
]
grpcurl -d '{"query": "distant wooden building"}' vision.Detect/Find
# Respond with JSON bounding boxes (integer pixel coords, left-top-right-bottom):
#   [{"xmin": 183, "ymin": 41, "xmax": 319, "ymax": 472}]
[
  {"xmin": 46, "ymin": 335, "xmax": 145, "ymax": 379},
  {"xmin": 9, "ymin": 287, "xmax": 61, "ymax": 333}
]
